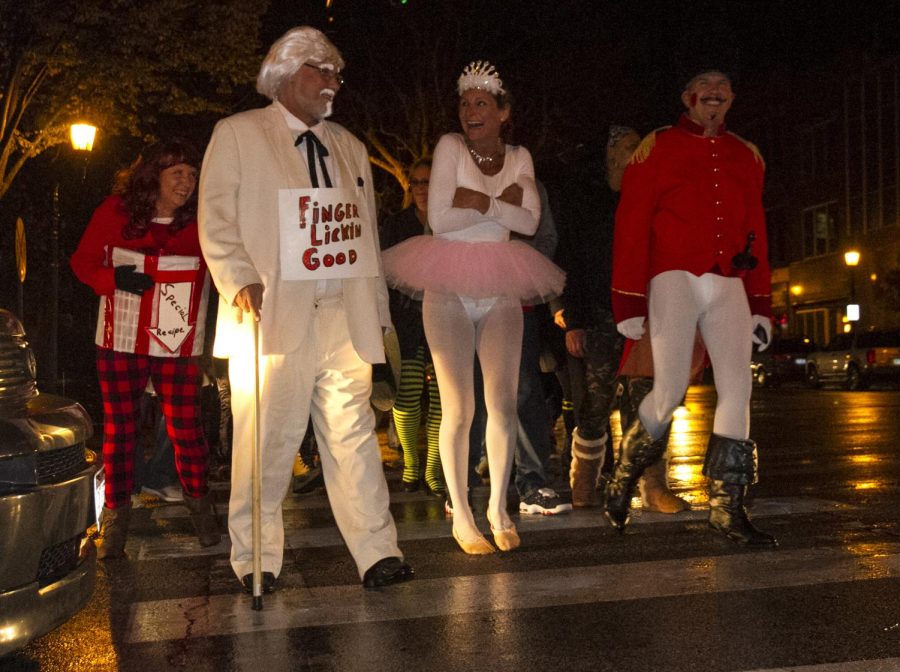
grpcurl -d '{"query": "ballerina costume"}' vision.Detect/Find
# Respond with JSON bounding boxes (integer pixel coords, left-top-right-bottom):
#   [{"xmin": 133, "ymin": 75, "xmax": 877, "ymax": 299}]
[{"xmin": 382, "ymin": 133, "xmax": 564, "ymax": 542}]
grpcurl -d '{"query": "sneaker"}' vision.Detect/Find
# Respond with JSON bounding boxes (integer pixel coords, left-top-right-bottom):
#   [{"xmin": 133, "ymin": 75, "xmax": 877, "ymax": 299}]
[
  {"xmin": 141, "ymin": 484, "xmax": 184, "ymax": 503},
  {"xmin": 519, "ymin": 487, "xmax": 573, "ymax": 516}
]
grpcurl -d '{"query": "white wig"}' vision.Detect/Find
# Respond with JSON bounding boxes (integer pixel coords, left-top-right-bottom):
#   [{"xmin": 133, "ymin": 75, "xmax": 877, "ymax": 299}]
[{"xmin": 256, "ymin": 26, "xmax": 345, "ymax": 101}]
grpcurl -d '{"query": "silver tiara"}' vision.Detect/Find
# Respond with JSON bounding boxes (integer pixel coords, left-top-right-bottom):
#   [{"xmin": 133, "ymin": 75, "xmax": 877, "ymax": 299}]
[{"xmin": 457, "ymin": 61, "xmax": 505, "ymax": 96}]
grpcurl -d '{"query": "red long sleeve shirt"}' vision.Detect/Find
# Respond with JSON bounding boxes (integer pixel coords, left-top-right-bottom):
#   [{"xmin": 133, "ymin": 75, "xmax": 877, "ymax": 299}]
[
  {"xmin": 71, "ymin": 195, "xmax": 202, "ymax": 296},
  {"xmin": 611, "ymin": 114, "xmax": 772, "ymax": 322}
]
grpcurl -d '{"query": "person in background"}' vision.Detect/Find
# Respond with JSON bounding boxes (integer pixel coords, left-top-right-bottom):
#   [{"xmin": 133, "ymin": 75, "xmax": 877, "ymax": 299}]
[
  {"xmin": 71, "ymin": 138, "xmax": 220, "ymax": 558},
  {"xmin": 134, "ymin": 388, "xmax": 183, "ymax": 504},
  {"xmin": 555, "ymin": 126, "xmax": 635, "ymax": 508},
  {"xmin": 199, "ymin": 26, "xmax": 412, "ymax": 593},
  {"xmin": 514, "ymin": 180, "xmax": 572, "ymax": 516},
  {"xmin": 608, "ymin": 67, "xmax": 776, "ymax": 545},
  {"xmin": 382, "ymin": 61, "xmax": 564, "ymax": 554},
  {"xmin": 380, "ymin": 159, "xmax": 445, "ymax": 496}
]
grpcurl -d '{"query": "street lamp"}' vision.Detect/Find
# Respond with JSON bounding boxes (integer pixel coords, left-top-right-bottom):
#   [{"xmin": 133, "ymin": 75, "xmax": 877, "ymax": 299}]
[
  {"xmin": 844, "ymin": 249, "xmax": 861, "ymax": 328},
  {"xmin": 48, "ymin": 122, "xmax": 98, "ymax": 393}
]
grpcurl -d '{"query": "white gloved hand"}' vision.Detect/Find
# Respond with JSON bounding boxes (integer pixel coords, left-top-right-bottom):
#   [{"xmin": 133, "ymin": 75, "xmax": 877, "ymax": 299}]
[
  {"xmin": 617, "ymin": 316, "xmax": 646, "ymax": 341},
  {"xmin": 751, "ymin": 314, "xmax": 772, "ymax": 351}
]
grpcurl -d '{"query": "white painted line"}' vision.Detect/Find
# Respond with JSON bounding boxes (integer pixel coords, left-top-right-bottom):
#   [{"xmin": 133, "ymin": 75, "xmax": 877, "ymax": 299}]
[
  {"xmin": 149, "ymin": 489, "xmax": 436, "ymax": 519},
  {"xmin": 135, "ymin": 497, "xmax": 853, "ymax": 560},
  {"xmin": 151, "ymin": 491, "xmax": 849, "ymax": 520},
  {"xmin": 125, "ymin": 543, "xmax": 900, "ymax": 643},
  {"xmin": 135, "ymin": 497, "xmax": 852, "ymax": 560},
  {"xmin": 743, "ymin": 659, "xmax": 900, "ymax": 672}
]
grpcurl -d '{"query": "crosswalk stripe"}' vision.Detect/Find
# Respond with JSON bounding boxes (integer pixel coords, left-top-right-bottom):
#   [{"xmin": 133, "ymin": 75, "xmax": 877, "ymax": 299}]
[
  {"xmin": 124, "ymin": 543, "xmax": 900, "ymax": 644},
  {"xmin": 742, "ymin": 659, "xmax": 900, "ymax": 672},
  {"xmin": 134, "ymin": 496, "xmax": 849, "ymax": 561}
]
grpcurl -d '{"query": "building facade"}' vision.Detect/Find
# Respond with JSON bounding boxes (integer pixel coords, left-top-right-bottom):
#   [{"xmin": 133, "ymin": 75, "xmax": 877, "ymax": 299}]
[{"xmin": 746, "ymin": 56, "xmax": 900, "ymax": 347}]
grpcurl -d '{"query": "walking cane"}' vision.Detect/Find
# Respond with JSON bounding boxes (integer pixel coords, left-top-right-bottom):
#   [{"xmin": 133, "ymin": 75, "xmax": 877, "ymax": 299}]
[{"xmin": 250, "ymin": 319, "xmax": 263, "ymax": 610}]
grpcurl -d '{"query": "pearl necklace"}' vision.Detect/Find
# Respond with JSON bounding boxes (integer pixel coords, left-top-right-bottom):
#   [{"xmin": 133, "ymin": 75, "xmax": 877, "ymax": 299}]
[{"xmin": 466, "ymin": 140, "xmax": 504, "ymax": 168}]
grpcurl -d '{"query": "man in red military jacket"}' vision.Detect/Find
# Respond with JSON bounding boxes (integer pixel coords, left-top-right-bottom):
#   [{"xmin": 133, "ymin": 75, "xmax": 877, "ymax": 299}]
[{"xmin": 606, "ymin": 68, "xmax": 776, "ymax": 546}]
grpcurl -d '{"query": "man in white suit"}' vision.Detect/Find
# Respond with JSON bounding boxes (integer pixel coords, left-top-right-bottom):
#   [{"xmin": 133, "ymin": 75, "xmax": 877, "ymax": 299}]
[{"xmin": 199, "ymin": 26, "xmax": 412, "ymax": 592}]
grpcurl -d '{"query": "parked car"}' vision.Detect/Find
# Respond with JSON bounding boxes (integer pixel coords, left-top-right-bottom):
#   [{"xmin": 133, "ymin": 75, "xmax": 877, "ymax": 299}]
[
  {"xmin": 0, "ymin": 309, "xmax": 100, "ymax": 657},
  {"xmin": 752, "ymin": 335, "xmax": 817, "ymax": 387},
  {"xmin": 805, "ymin": 328, "xmax": 900, "ymax": 390}
]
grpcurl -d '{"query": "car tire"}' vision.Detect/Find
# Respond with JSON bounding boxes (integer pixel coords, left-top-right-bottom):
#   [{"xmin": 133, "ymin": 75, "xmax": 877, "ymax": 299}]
[
  {"xmin": 846, "ymin": 364, "xmax": 868, "ymax": 391},
  {"xmin": 805, "ymin": 365, "xmax": 820, "ymax": 388},
  {"xmin": 846, "ymin": 365, "xmax": 859, "ymax": 390}
]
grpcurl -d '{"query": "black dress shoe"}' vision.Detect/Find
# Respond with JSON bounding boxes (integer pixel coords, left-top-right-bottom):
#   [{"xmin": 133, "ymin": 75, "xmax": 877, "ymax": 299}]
[
  {"xmin": 425, "ymin": 483, "xmax": 446, "ymax": 498},
  {"xmin": 362, "ymin": 557, "xmax": 414, "ymax": 589},
  {"xmin": 241, "ymin": 571, "xmax": 277, "ymax": 594},
  {"xmin": 400, "ymin": 479, "xmax": 420, "ymax": 493}
]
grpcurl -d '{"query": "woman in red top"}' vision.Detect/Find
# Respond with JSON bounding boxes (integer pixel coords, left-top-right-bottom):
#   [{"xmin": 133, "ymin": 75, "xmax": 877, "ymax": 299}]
[{"xmin": 71, "ymin": 138, "xmax": 219, "ymax": 558}]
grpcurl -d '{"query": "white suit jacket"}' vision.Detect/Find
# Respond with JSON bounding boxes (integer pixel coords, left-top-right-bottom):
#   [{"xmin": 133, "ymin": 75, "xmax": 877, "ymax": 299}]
[{"xmin": 199, "ymin": 104, "xmax": 390, "ymax": 363}]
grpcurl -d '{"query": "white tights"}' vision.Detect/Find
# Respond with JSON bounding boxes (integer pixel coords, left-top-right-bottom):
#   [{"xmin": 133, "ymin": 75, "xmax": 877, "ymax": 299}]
[
  {"xmin": 639, "ymin": 271, "xmax": 753, "ymax": 441},
  {"xmin": 423, "ymin": 293, "xmax": 522, "ymax": 539}
]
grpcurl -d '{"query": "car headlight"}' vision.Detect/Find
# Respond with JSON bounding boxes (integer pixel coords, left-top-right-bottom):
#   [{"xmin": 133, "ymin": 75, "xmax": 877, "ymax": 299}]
[{"xmin": 0, "ymin": 309, "xmax": 39, "ymax": 407}]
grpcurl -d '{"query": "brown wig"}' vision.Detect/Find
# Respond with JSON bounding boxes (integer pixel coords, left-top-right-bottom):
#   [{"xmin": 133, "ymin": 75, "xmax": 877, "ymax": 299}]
[{"xmin": 114, "ymin": 138, "xmax": 201, "ymax": 240}]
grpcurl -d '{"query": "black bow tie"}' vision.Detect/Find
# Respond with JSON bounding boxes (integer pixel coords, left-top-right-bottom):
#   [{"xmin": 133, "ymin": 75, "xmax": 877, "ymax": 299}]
[{"xmin": 295, "ymin": 131, "xmax": 332, "ymax": 188}]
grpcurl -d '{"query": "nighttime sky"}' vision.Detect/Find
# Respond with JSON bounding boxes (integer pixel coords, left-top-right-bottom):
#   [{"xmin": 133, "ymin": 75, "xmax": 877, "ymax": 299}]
[{"xmin": 260, "ymin": 0, "xmax": 900, "ymax": 155}]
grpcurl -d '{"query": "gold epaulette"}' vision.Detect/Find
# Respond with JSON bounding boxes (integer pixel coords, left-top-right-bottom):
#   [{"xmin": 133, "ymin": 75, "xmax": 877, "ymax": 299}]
[
  {"xmin": 629, "ymin": 126, "xmax": 671, "ymax": 164},
  {"xmin": 729, "ymin": 132, "xmax": 766, "ymax": 169}
]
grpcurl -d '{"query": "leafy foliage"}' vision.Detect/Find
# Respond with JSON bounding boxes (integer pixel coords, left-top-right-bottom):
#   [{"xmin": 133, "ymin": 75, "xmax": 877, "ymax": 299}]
[{"xmin": 0, "ymin": 0, "xmax": 268, "ymax": 200}]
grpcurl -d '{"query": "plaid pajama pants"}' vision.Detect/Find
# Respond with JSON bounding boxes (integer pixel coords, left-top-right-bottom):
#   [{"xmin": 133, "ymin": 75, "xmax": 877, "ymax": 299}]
[{"xmin": 96, "ymin": 347, "xmax": 209, "ymax": 508}]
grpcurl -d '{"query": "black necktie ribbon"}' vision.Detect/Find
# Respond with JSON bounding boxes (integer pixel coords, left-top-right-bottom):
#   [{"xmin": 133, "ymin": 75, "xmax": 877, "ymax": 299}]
[{"xmin": 295, "ymin": 131, "xmax": 333, "ymax": 188}]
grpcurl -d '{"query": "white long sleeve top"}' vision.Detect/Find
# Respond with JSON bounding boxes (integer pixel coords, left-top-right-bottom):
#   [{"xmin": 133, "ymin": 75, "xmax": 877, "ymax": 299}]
[{"xmin": 428, "ymin": 133, "xmax": 540, "ymax": 242}]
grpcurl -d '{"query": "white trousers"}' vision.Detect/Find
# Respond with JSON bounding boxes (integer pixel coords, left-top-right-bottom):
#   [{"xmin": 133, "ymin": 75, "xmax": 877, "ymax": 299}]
[
  {"xmin": 227, "ymin": 299, "xmax": 400, "ymax": 580},
  {"xmin": 639, "ymin": 271, "xmax": 753, "ymax": 441}
]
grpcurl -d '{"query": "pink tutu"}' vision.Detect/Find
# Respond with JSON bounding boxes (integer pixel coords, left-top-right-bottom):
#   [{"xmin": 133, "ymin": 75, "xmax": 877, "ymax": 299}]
[{"xmin": 382, "ymin": 235, "xmax": 565, "ymax": 305}]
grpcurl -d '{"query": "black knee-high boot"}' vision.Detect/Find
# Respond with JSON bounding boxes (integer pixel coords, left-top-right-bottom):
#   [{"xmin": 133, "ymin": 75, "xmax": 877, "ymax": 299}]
[
  {"xmin": 703, "ymin": 434, "xmax": 777, "ymax": 546},
  {"xmin": 604, "ymin": 419, "xmax": 665, "ymax": 531}
]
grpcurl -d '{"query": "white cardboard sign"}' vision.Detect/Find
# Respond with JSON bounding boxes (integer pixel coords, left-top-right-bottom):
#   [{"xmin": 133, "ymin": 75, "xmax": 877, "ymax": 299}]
[
  {"xmin": 278, "ymin": 187, "xmax": 378, "ymax": 280},
  {"xmin": 96, "ymin": 248, "xmax": 208, "ymax": 357},
  {"xmin": 151, "ymin": 280, "xmax": 195, "ymax": 352}
]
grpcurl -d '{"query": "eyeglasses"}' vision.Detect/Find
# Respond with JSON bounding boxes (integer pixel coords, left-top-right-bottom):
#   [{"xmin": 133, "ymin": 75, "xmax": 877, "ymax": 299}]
[
  {"xmin": 409, "ymin": 179, "xmax": 429, "ymax": 187},
  {"xmin": 303, "ymin": 63, "xmax": 344, "ymax": 86}
]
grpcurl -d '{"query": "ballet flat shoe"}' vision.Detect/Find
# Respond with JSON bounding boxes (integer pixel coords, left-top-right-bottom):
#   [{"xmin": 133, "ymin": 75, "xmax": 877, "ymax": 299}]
[
  {"xmin": 487, "ymin": 514, "xmax": 521, "ymax": 552},
  {"xmin": 452, "ymin": 527, "xmax": 496, "ymax": 555}
]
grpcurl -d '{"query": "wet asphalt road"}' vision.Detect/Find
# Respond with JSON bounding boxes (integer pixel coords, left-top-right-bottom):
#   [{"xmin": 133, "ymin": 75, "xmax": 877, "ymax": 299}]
[{"xmin": 3, "ymin": 384, "xmax": 900, "ymax": 672}]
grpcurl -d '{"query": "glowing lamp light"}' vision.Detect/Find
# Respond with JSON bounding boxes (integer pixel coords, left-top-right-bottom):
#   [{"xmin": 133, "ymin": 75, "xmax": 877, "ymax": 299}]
[
  {"xmin": 790, "ymin": 284, "xmax": 803, "ymax": 296},
  {"xmin": 846, "ymin": 304, "xmax": 860, "ymax": 322},
  {"xmin": 0, "ymin": 625, "xmax": 18, "ymax": 644},
  {"xmin": 70, "ymin": 123, "xmax": 97, "ymax": 152},
  {"xmin": 844, "ymin": 250, "xmax": 861, "ymax": 267}
]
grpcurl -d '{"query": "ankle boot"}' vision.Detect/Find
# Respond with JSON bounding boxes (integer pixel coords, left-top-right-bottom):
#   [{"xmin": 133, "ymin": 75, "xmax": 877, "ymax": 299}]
[
  {"xmin": 97, "ymin": 502, "xmax": 131, "ymax": 559},
  {"xmin": 184, "ymin": 493, "xmax": 221, "ymax": 547},
  {"xmin": 569, "ymin": 429, "xmax": 606, "ymax": 508},
  {"xmin": 604, "ymin": 419, "xmax": 664, "ymax": 531},
  {"xmin": 640, "ymin": 458, "xmax": 690, "ymax": 513},
  {"xmin": 703, "ymin": 434, "xmax": 776, "ymax": 546}
]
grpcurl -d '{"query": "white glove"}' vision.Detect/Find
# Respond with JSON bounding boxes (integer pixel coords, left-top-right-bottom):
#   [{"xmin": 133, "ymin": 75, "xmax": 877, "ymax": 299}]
[
  {"xmin": 617, "ymin": 316, "xmax": 646, "ymax": 341},
  {"xmin": 751, "ymin": 314, "xmax": 772, "ymax": 351}
]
